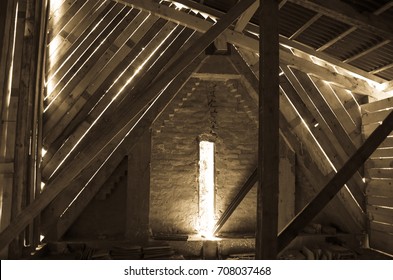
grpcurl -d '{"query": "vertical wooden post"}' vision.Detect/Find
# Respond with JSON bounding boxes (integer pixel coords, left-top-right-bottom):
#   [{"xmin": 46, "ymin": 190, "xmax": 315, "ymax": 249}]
[
  {"xmin": 256, "ymin": 0, "xmax": 279, "ymax": 259},
  {"xmin": 125, "ymin": 129, "xmax": 151, "ymax": 244},
  {"xmin": 0, "ymin": 0, "xmax": 18, "ymax": 259}
]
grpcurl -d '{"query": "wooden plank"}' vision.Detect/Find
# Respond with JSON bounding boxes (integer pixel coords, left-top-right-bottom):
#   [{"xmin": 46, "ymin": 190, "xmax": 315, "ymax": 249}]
[
  {"xmin": 363, "ymin": 109, "xmax": 393, "ymax": 126},
  {"xmin": 232, "ymin": 47, "xmax": 365, "ymax": 231},
  {"xmin": 0, "ymin": 162, "xmax": 14, "ymax": 174},
  {"xmin": 368, "ymin": 197, "xmax": 393, "ymax": 208},
  {"xmin": 361, "ymin": 97, "xmax": 393, "ymax": 113},
  {"xmin": 10, "ymin": 0, "xmax": 33, "ymax": 255},
  {"xmin": 48, "ymin": 0, "xmax": 108, "ymax": 66},
  {"xmin": 48, "ymin": 158, "xmax": 128, "ymax": 241},
  {"xmin": 368, "ymin": 206, "xmax": 393, "ymax": 225},
  {"xmin": 42, "ymin": 0, "xmax": 255, "ymax": 181},
  {"xmin": 256, "ymin": 0, "xmax": 279, "ymax": 260},
  {"xmin": 363, "ymin": 123, "xmax": 393, "ymax": 139},
  {"xmin": 42, "ymin": 19, "xmax": 173, "ymax": 179},
  {"xmin": 42, "ymin": 16, "xmax": 164, "ymax": 165},
  {"xmin": 330, "ymin": 85, "xmax": 362, "ymax": 147},
  {"xmin": 120, "ymin": 0, "xmax": 381, "ymax": 96},
  {"xmin": 296, "ymin": 71, "xmax": 358, "ymax": 155},
  {"xmin": 278, "ymin": 109, "xmax": 393, "ymax": 252},
  {"xmin": 280, "ymin": 50, "xmax": 379, "ymax": 97},
  {"xmin": 47, "ymin": 1, "xmax": 116, "ymax": 78},
  {"xmin": 281, "ymin": 67, "xmax": 366, "ymax": 203},
  {"xmin": 289, "ymin": 13, "xmax": 321, "ymax": 40},
  {"xmin": 126, "ymin": 130, "xmax": 151, "ymax": 243},
  {"xmin": 370, "ymin": 147, "xmax": 393, "ymax": 159},
  {"xmin": 43, "ymin": 8, "xmax": 138, "ymax": 134},
  {"xmin": 46, "ymin": 4, "xmax": 125, "ymax": 106},
  {"xmin": 47, "ymin": 1, "xmax": 110, "ymax": 68},
  {"xmin": 370, "ymin": 221, "xmax": 393, "ymax": 234},
  {"xmin": 234, "ymin": 1, "xmax": 259, "ymax": 32},
  {"xmin": 279, "ymin": 93, "xmax": 366, "ymax": 232},
  {"xmin": 280, "ymin": 36, "xmax": 385, "ymax": 84},
  {"xmin": 0, "ymin": 175, "xmax": 13, "ymax": 259},
  {"xmin": 0, "ymin": 0, "xmax": 265, "ymax": 252},
  {"xmin": 366, "ymin": 179, "xmax": 393, "ymax": 196},
  {"xmin": 366, "ymin": 158, "xmax": 393, "ymax": 169},
  {"xmin": 48, "ymin": 0, "xmax": 90, "ymax": 40},
  {"xmin": 367, "ymin": 168, "xmax": 393, "ymax": 179},
  {"xmin": 48, "ymin": 0, "xmax": 76, "ymax": 36},
  {"xmin": 44, "ymin": 55, "xmax": 206, "ymax": 241},
  {"xmin": 369, "ymin": 230, "xmax": 393, "ymax": 255},
  {"xmin": 288, "ymin": 0, "xmax": 393, "ymax": 41},
  {"xmin": 170, "ymin": 0, "xmax": 387, "ymax": 84},
  {"xmin": 379, "ymin": 136, "xmax": 393, "ymax": 148},
  {"xmin": 43, "ymin": 13, "xmax": 160, "ymax": 152},
  {"xmin": 281, "ymin": 104, "xmax": 365, "ymax": 231},
  {"xmin": 310, "ymin": 76, "xmax": 360, "ymax": 147},
  {"xmin": 213, "ymin": 169, "xmax": 257, "ymax": 234}
]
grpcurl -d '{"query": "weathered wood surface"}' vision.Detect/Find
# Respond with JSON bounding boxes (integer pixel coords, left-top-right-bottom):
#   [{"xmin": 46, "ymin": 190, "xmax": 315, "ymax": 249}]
[
  {"xmin": 232, "ymin": 47, "xmax": 365, "ymax": 233},
  {"xmin": 278, "ymin": 109, "xmax": 393, "ymax": 252},
  {"xmin": 256, "ymin": 0, "xmax": 279, "ymax": 260},
  {"xmin": 369, "ymin": 230, "xmax": 393, "ymax": 255}
]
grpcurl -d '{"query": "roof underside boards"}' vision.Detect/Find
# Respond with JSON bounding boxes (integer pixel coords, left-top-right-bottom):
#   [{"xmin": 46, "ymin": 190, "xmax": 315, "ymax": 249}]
[{"xmin": 3, "ymin": 0, "xmax": 393, "ymax": 254}]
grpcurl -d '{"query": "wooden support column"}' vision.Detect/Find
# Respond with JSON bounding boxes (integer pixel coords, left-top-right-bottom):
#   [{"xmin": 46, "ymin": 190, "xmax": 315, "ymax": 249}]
[
  {"xmin": 256, "ymin": 0, "xmax": 279, "ymax": 260},
  {"xmin": 125, "ymin": 130, "xmax": 151, "ymax": 243}
]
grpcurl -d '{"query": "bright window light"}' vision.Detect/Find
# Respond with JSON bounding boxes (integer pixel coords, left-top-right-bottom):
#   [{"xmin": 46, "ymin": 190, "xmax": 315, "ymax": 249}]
[{"xmin": 198, "ymin": 140, "xmax": 215, "ymax": 239}]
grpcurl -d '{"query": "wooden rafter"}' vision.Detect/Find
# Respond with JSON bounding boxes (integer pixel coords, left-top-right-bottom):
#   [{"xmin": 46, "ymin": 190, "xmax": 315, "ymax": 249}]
[
  {"xmin": 0, "ymin": 0, "xmax": 256, "ymax": 252},
  {"xmin": 343, "ymin": 40, "xmax": 391, "ymax": 64},
  {"xmin": 120, "ymin": 0, "xmax": 382, "ymax": 96},
  {"xmin": 234, "ymin": 1, "xmax": 259, "ymax": 32},
  {"xmin": 289, "ymin": 13, "xmax": 321, "ymax": 40},
  {"xmin": 213, "ymin": 169, "xmax": 257, "ymax": 235},
  {"xmin": 288, "ymin": 0, "xmax": 393, "ymax": 42},
  {"xmin": 174, "ymin": 0, "xmax": 388, "ymax": 84},
  {"xmin": 43, "ymin": 43, "xmax": 205, "ymax": 240},
  {"xmin": 316, "ymin": 1, "xmax": 393, "ymax": 53},
  {"xmin": 278, "ymin": 110, "xmax": 393, "ymax": 252}
]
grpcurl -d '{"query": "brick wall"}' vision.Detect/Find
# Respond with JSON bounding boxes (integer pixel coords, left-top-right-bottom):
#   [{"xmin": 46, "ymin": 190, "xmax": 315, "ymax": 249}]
[{"xmin": 150, "ymin": 76, "xmax": 259, "ymax": 235}]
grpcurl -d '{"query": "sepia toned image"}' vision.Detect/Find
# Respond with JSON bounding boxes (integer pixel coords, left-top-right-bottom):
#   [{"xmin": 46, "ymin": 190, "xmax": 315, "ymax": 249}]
[{"xmin": 1, "ymin": 0, "xmax": 393, "ymax": 261}]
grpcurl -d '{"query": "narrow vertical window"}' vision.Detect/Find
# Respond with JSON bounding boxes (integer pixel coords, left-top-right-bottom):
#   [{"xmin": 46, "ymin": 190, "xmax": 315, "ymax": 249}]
[{"xmin": 198, "ymin": 140, "xmax": 215, "ymax": 239}]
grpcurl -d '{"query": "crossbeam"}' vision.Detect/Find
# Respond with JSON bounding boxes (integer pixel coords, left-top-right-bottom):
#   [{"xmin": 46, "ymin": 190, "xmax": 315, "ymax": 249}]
[{"xmin": 278, "ymin": 110, "xmax": 393, "ymax": 252}]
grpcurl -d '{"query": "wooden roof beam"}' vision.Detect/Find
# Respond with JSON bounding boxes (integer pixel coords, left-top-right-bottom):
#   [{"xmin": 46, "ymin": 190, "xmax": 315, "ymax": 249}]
[
  {"xmin": 288, "ymin": 0, "xmax": 393, "ymax": 42},
  {"xmin": 289, "ymin": 13, "xmax": 321, "ymax": 40},
  {"xmin": 344, "ymin": 40, "xmax": 391, "ymax": 64},
  {"xmin": 234, "ymin": 1, "xmax": 259, "ymax": 32},
  {"xmin": 121, "ymin": 0, "xmax": 383, "ymax": 96},
  {"xmin": 279, "ymin": 0, "xmax": 288, "ymax": 10},
  {"xmin": 0, "ymin": 0, "xmax": 257, "ymax": 252},
  {"xmin": 316, "ymin": 1, "xmax": 393, "ymax": 52},
  {"xmin": 278, "ymin": 109, "xmax": 393, "ymax": 252},
  {"xmin": 257, "ymin": 0, "xmax": 280, "ymax": 259},
  {"xmin": 213, "ymin": 169, "xmax": 257, "ymax": 235}
]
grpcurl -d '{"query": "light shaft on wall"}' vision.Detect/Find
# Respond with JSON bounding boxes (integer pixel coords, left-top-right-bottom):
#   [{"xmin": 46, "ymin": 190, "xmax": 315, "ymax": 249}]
[{"xmin": 198, "ymin": 140, "xmax": 215, "ymax": 239}]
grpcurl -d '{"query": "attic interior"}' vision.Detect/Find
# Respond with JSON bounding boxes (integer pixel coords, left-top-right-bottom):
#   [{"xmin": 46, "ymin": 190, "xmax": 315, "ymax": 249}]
[{"xmin": 1, "ymin": 0, "xmax": 393, "ymax": 260}]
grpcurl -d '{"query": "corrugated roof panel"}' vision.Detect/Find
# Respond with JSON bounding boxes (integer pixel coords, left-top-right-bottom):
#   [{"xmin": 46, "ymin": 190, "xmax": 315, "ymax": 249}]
[
  {"xmin": 376, "ymin": 67, "xmax": 393, "ymax": 81},
  {"xmin": 201, "ymin": 0, "xmax": 237, "ymax": 13},
  {"xmin": 324, "ymin": 29, "xmax": 384, "ymax": 60},
  {"xmin": 279, "ymin": 2, "xmax": 317, "ymax": 38},
  {"xmin": 348, "ymin": 42, "xmax": 393, "ymax": 72},
  {"xmin": 340, "ymin": 0, "xmax": 392, "ymax": 13},
  {"xmin": 295, "ymin": 15, "xmax": 351, "ymax": 49}
]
